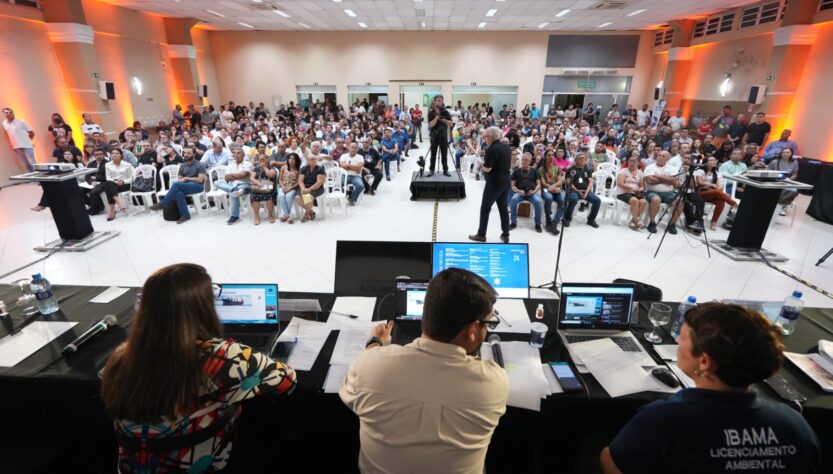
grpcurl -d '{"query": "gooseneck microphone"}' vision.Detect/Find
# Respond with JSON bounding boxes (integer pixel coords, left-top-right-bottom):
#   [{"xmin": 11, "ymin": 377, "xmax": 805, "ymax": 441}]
[
  {"xmin": 62, "ymin": 315, "xmax": 118, "ymax": 355},
  {"xmin": 489, "ymin": 334, "xmax": 504, "ymax": 368}
]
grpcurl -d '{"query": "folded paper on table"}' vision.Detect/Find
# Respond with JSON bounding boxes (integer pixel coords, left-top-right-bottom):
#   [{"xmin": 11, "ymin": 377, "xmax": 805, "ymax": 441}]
[
  {"xmin": 330, "ymin": 297, "xmax": 377, "ymax": 322},
  {"xmin": 570, "ymin": 338, "xmax": 672, "ymax": 397},
  {"xmin": 0, "ymin": 321, "xmax": 78, "ymax": 367},
  {"xmin": 481, "ymin": 341, "xmax": 548, "ymax": 411},
  {"xmin": 784, "ymin": 352, "xmax": 833, "ymax": 392},
  {"xmin": 330, "ymin": 322, "xmax": 375, "ymax": 365},
  {"xmin": 489, "ymin": 299, "xmax": 532, "ymax": 334},
  {"xmin": 90, "ymin": 286, "xmax": 130, "ymax": 304},
  {"xmin": 323, "ymin": 364, "xmax": 350, "ymax": 393},
  {"xmin": 276, "ymin": 317, "xmax": 331, "ymax": 371}
]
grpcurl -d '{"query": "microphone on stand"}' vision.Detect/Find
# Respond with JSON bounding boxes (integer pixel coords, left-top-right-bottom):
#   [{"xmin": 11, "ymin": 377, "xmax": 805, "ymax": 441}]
[
  {"xmin": 62, "ymin": 315, "xmax": 118, "ymax": 355},
  {"xmin": 488, "ymin": 334, "xmax": 505, "ymax": 368}
]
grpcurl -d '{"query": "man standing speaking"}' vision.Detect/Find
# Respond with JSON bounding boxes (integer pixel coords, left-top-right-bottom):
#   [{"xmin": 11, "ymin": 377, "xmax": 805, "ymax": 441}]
[
  {"xmin": 427, "ymin": 94, "xmax": 453, "ymax": 177},
  {"xmin": 470, "ymin": 126, "xmax": 511, "ymax": 243}
]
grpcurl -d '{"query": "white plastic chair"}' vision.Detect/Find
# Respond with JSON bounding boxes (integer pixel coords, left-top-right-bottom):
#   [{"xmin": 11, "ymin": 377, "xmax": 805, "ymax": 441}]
[
  {"xmin": 592, "ymin": 170, "xmax": 617, "ymax": 221},
  {"xmin": 323, "ymin": 167, "xmax": 348, "ymax": 217},
  {"xmin": 203, "ymin": 166, "xmax": 228, "ymax": 212},
  {"xmin": 131, "ymin": 165, "xmax": 157, "ymax": 209},
  {"xmin": 156, "ymin": 165, "xmax": 180, "ymax": 201},
  {"xmin": 597, "ymin": 162, "xmax": 617, "ymax": 174}
]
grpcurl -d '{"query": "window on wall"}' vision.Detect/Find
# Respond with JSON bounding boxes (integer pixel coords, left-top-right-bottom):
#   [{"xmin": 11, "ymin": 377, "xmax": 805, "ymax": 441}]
[
  {"xmin": 2, "ymin": 0, "xmax": 39, "ymax": 6},
  {"xmin": 693, "ymin": 11, "xmax": 737, "ymax": 38},
  {"xmin": 821, "ymin": 0, "xmax": 833, "ymax": 12},
  {"xmin": 653, "ymin": 29, "xmax": 674, "ymax": 46}
]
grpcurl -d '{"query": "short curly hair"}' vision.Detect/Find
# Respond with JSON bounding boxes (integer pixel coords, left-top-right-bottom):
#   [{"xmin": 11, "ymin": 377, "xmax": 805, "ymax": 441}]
[{"xmin": 684, "ymin": 302, "xmax": 784, "ymax": 389}]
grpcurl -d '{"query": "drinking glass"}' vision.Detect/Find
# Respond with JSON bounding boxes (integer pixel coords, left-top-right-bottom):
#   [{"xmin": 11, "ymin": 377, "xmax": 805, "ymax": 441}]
[
  {"xmin": 643, "ymin": 302, "xmax": 672, "ymax": 344},
  {"xmin": 11, "ymin": 278, "xmax": 36, "ymax": 312}
]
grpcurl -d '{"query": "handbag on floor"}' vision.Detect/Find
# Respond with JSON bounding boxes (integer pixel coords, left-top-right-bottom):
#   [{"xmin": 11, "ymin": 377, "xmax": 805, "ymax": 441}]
[{"xmin": 163, "ymin": 201, "xmax": 180, "ymax": 221}]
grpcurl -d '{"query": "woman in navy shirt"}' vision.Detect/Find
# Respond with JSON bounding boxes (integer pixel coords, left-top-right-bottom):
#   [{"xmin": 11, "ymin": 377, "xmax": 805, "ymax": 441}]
[{"xmin": 601, "ymin": 302, "xmax": 820, "ymax": 474}]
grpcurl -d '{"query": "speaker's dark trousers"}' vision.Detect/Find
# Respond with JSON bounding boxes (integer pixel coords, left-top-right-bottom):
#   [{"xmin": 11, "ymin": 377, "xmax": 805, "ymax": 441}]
[{"xmin": 478, "ymin": 181, "xmax": 510, "ymax": 237}]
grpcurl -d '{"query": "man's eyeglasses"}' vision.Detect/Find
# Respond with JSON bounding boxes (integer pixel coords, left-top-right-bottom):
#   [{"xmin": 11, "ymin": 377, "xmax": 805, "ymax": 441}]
[{"xmin": 464, "ymin": 310, "xmax": 503, "ymax": 330}]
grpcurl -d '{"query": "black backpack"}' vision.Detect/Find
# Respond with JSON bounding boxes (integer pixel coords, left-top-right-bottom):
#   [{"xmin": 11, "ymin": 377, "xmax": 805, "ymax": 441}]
[{"xmin": 162, "ymin": 201, "xmax": 180, "ymax": 221}]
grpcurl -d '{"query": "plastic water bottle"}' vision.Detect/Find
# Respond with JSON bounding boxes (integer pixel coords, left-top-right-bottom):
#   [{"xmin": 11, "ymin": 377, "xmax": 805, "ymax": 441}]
[
  {"xmin": 535, "ymin": 303, "xmax": 544, "ymax": 320},
  {"xmin": 30, "ymin": 273, "xmax": 59, "ymax": 315},
  {"xmin": 775, "ymin": 291, "xmax": 804, "ymax": 337},
  {"xmin": 672, "ymin": 296, "xmax": 697, "ymax": 339}
]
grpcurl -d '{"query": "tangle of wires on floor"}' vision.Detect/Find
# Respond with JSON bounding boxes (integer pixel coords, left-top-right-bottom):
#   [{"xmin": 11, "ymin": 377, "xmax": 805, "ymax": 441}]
[
  {"xmin": 0, "ymin": 240, "xmax": 68, "ymax": 280},
  {"xmin": 756, "ymin": 250, "xmax": 833, "ymax": 301}
]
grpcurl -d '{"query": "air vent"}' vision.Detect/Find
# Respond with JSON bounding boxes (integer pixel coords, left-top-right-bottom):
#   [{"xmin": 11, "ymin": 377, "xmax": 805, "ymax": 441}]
[{"xmin": 592, "ymin": 1, "xmax": 630, "ymax": 10}]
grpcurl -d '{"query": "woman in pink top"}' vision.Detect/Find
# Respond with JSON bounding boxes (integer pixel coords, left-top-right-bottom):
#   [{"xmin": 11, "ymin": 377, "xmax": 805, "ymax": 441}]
[{"xmin": 552, "ymin": 148, "xmax": 571, "ymax": 171}]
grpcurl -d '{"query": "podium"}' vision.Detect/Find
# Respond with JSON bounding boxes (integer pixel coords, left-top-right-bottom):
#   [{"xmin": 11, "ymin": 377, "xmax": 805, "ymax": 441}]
[
  {"xmin": 710, "ymin": 175, "xmax": 813, "ymax": 262},
  {"xmin": 10, "ymin": 169, "xmax": 120, "ymax": 252}
]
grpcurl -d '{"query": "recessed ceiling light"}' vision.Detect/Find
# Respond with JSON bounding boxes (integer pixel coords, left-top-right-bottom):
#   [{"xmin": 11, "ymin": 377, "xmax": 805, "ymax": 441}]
[
  {"xmin": 333, "ymin": 0, "xmax": 342, "ymax": 2},
  {"xmin": 478, "ymin": 22, "xmax": 487, "ymax": 28},
  {"xmin": 358, "ymin": 22, "xmax": 368, "ymax": 28},
  {"xmin": 556, "ymin": 9, "xmax": 570, "ymax": 17},
  {"xmin": 274, "ymin": 10, "xmax": 290, "ymax": 18},
  {"xmin": 206, "ymin": 9, "xmax": 225, "ymax": 18},
  {"xmin": 420, "ymin": 21, "xmax": 427, "ymax": 28},
  {"xmin": 486, "ymin": 9, "xmax": 497, "ymax": 17},
  {"xmin": 537, "ymin": 22, "xmax": 549, "ymax": 28},
  {"xmin": 598, "ymin": 22, "xmax": 612, "ymax": 28},
  {"xmin": 627, "ymin": 9, "xmax": 646, "ymax": 16},
  {"xmin": 345, "ymin": 9, "xmax": 357, "ymax": 17},
  {"xmin": 238, "ymin": 22, "xmax": 255, "ymax": 28},
  {"xmin": 298, "ymin": 22, "xmax": 311, "ymax": 29},
  {"xmin": 251, "ymin": 0, "xmax": 262, "ymax": 3}
]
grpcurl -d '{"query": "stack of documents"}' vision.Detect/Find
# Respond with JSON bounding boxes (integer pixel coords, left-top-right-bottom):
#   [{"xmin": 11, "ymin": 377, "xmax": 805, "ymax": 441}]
[
  {"xmin": 569, "ymin": 338, "xmax": 679, "ymax": 397},
  {"xmin": 481, "ymin": 341, "xmax": 550, "ymax": 411},
  {"xmin": 275, "ymin": 318, "xmax": 331, "ymax": 371},
  {"xmin": 489, "ymin": 299, "xmax": 532, "ymax": 334}
]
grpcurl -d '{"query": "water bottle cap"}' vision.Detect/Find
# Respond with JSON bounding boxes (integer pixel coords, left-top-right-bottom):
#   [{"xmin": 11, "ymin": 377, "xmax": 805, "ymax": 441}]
[
  {"xmin": 32, "ymin": 273, "xmax": 42, "ymax": 280},
  {"xmin": 792, "ymin": 290, "xmax": 802, "ymax": 298},
  {"xmin": 687, "ymin": 296, "xmax": 697, "ymax": 303},
  {"xmin": 537, "ymin": 303, "xmax": 544, "ymax": 308}
]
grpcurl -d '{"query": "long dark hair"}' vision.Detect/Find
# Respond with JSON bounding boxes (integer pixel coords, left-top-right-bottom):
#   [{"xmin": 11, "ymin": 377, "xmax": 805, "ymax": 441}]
[{"xmin": 101, "ymin": 264, "xmax": 222, "ymax": 423}]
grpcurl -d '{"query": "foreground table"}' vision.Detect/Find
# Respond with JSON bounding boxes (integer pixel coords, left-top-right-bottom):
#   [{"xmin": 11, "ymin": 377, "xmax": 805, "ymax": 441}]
[{"xmin": 0, "ymin": 285, "xmax": 830, "ymax": 473}]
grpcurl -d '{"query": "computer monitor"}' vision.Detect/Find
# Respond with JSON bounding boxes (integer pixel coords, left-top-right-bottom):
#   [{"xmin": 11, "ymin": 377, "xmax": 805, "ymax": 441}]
[
  {"xmin": 395, "ymin": 280, "xmax": 429, "ymax": 320},
  {"xmin": 432, "ymin": 242, "xmax": 530, "ymax": 299},
  {"xmin": 558, "ymin": 283, "xmax": 635, "ymax": 330},
  {"xmin": 334, "ymin": 240, "xmax": 433, "ymax": 296},
  {"xmin": 214, "ymin": 283, "xmax": 279, "ymax": 325}
]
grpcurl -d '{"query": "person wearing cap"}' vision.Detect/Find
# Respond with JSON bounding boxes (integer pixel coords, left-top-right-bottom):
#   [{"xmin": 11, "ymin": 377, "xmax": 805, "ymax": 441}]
[{"xmin": 427, "ymin": 94, "xmax": 453, "ymax": 177}]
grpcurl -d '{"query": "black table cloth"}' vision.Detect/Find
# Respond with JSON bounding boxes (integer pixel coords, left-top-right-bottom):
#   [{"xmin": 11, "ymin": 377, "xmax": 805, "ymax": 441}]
[{"xmin": 0, "ymin": 285, "xmax": 831, "ymax": 473}]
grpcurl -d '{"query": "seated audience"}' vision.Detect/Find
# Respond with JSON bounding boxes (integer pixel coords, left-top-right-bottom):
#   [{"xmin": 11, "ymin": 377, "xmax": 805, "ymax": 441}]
[
  {"xmin": 763, "ymin": 129, "xmax": 798, "ymax": 162},
  {"xmin": 340, "ymin": 268, "xmax": 508, "ymax": 474},
  {"xmin": 149, "ymin": 146, "xmax": 206, "ymax": 224},
  {"xmin": 719, "ymin": 148, "xmax": 748, "ymax": 199},
  {"xmin": 563, "ymin": 153, "xmax": 601, "ymax": 228},
  {"xmin": 767, "ymin": 148, "xmax": 800, "ymax": 216},
  {"xmin": 644, "ymin": 151, "xmax": 682, "ymax": 234},
  {"xmin": 215, "ymin": 147, "xmax": 253, "ymax": 225},
  {"xmin": 539, "ymin": 150, "xmax": 565, "ymax": 235},
  {"xmin": 277, "ymin": 153, "xmax": 301, "ymax": 223},
  {"xmin": 101, "ymin": 263, "xmax": 296, "ymax": 474},
  {"xmin": 617, "ymin": 155, "xmax": 647, "ymax": 230},
  {"xmin": 339, "ymin": 142, "xmax": 366, "ymax": 205},
  {"xmin": 201, "ymin": 138, "xmax": 231, "ymax": 168},
  {"xmin": 601, "ymin": 302, "xmax": 820, "ymax": 474},
  {"xmin": 249, "ymin": 154, "xmax": 277, "ymax": 225},
  {"xmin": 359, "ymin": 138, "xmax": 383, "ymax": 196},
  {"xmin": 97, "ymin": 148, "xmax": 134, "ymax": 220},
  {"xmin": 84, "ymin": 147, "xmax": 110, "ymax": 216},
  {"xmin": 380, "ymin": 128, "xmax": 398, "ymax": 180},
  {"xmin": 295, "ymin": 154, "xmax": 326, "ymax": 222},
  {"xmin": 509, "ymin": 152, "xmax": 544, "ymax": 233},
  {"xmin": 695, "ymin": 156, "xmax": 737, "ymax": 230}
]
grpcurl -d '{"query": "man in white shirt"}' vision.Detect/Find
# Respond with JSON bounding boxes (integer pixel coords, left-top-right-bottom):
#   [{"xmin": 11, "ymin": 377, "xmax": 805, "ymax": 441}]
[
  {"xmin": 214, "ymin": 146, "xmax": 252, "ymax": 225},
  {"xmin": 340, "ymin": 268, "xmax": 509, "ymax": 474},
  {"xmin": 668, "ymin": 109, "xmax": 686, "ymax": 132},
  {"xmin": 339, "ymin": 142, "xmax": 366, "ymax": 205},
  {"xmin": 2, "ymin": 107, "xmax": 36, "ymax": 171},
  {"xmin": 636, "ymin": 103, "xmax": 651, "ymax": 127},
  {"xmin": 80, "ymin": 113, "xmax": 103, "ymax": 139},
  {"xmin": 644, "ymin": 151, "xmax": 683, "ymax": 234}
]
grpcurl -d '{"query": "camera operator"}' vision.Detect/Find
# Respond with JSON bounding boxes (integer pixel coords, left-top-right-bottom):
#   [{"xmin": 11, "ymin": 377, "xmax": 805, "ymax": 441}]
[{"xmin": 427, "ymin": 94, "xmax": 453, "ymax": 177}]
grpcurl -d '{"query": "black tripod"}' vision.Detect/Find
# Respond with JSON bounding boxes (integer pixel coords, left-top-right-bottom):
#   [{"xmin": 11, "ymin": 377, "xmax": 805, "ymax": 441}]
[
  {"xmin": 818, "ymin": 248, "xmax": 833, "ymax": 267},
  {"xmin": 648, "ymin": 164, "xmax": 711, "ymax": 259}
]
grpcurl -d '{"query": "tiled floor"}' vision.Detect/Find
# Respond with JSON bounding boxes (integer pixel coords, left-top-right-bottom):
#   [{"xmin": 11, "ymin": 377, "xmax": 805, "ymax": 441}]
[{"xmin": 1, "ymin": 140, "xmax": 832, "ymax": 308}]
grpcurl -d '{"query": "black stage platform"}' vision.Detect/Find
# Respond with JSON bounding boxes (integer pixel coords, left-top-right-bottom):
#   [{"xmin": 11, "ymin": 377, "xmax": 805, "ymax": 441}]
[{"xmin": 409, "ymin": 171, "xmax": 466, "ymax": 201}]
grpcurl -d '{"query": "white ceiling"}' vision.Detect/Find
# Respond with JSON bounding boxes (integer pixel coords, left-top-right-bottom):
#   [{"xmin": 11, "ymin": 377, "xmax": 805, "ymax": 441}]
[{"xmin": 104, "ymin": 0, "xmax": 763, "ymax": 31}]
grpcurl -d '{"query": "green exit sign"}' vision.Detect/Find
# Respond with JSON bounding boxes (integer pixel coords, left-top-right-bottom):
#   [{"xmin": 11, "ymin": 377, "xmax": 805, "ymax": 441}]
[{"xmin": 578, "ymin": 80, "xmax": 597, "ymax": 89}]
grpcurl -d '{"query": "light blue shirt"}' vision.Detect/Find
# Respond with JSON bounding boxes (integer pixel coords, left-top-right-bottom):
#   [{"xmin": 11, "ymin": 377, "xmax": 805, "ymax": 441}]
[
  {"xmin": 763, "ymin": 139, "xmax": 798, "ymax": 159},
  {"xmin": 201, "ymin": 148, "xmax": 231, "ymax": 168}
]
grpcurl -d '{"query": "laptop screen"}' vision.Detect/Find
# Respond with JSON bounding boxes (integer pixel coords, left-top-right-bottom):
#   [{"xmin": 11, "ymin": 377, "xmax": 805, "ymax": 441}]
[
  {"xmin": 395, "ymin": 280, "xmax": 429, "ymax": 320},
  {"xmin": 559, "ymin": 284, "xmax": 635, "ymax": 329},
  {"xmin": 214, "ymin": 283, "xmax": 279, "ymax": 325},
  {"xmin": 432, "ymin": 242, "xmax": 530, "ymax": 299}
]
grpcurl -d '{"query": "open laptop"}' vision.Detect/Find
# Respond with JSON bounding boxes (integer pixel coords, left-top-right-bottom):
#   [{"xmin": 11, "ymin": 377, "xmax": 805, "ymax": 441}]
[
  {"xmin": 215, "ymin": 283, "xmax": 280, "ymax": 352},
  {"xmin": 390, "ymin": 279, "xmax": 429, "ymax": 345},
  {"xmin": 557, "ymin": 283, "xmax": 656, "ymax": 370}
]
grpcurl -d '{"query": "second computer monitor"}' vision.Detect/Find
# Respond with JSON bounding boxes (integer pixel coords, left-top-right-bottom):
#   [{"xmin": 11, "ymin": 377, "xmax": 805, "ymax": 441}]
[{"xmin": 432, "ymin": 242, "xmax": 530, "ymax": 299}]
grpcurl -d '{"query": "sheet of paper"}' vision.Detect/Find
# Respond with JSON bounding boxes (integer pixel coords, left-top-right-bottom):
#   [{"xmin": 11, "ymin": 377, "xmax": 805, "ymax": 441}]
[
  {"xmin": 330, "ymin": 322, "xmax": 375, "ymax": 366},
  {"xmin": 489, "ymin": 299, "xmax": 533, "ymax": 334},
  {"xmin": 89, "ymin": 286, "xmax": 130, "ymax": 304},
  {"xmin": 542, "ymin": 363, "xmax": 564, "ymax": 395},
  {"xmin": 570, "ymin": 338, "xmax": 669, "ymax": 397},
  {"xmin": 654, "ymin": 344, "xmax": 679, "ymax": 362},
  {"xmin": 280, "ymin": 299, "xmax": 322, "ymax": 313},
  {"xmin": 0, "ymin": 321, "xmax": 78, "ymax": 367},
  {"xmin": 323, "ymin": 364, "xmax": 350, "ymax": 394},
  {"xmin": 481, "ymin": 341, "xmax": 548, "ymax": 411},
  {"xmin": 330, "ymin": 297, "xmax": 377, "ymax": 322},
  {"xmin": 666, "ymin": 362, "xmax": 696, "ymax": 389},
  {"xmin": 276, "ymin": 318, "xmax": 332, "ymax": 371}
]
